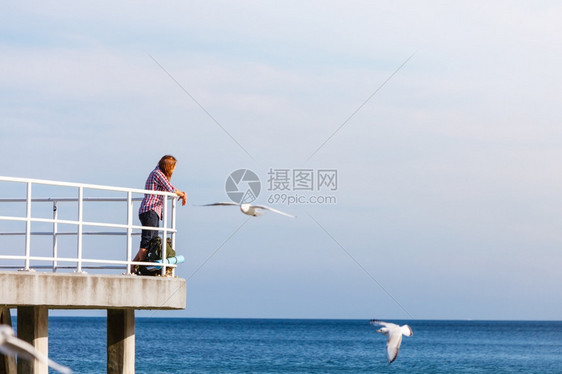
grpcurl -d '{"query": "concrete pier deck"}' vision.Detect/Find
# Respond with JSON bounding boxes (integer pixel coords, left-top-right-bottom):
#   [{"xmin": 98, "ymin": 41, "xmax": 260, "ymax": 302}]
[
  {"xmin": 0, "ymin": 271, "xmax": 186, "ymax": 310},
  {"xmin": 0, "ymin": 271, "xmax": 186, "ymax": 374}
]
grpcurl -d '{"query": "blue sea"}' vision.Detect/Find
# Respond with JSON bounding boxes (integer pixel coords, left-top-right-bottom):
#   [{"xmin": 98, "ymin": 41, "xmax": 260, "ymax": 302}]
[{"xmin": 30, "ymin": 318, "xmax": 562, "ymax": 373}]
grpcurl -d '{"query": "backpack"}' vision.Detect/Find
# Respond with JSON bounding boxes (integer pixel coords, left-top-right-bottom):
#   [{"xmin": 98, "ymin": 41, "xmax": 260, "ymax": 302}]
[{"xmin": 137, "ymin": 236, "xmax": 175, "ymax": 276}]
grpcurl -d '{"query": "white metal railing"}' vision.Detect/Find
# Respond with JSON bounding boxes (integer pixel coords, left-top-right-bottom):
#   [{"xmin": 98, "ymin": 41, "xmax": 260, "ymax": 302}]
[{"xmin": 0, "ymin": 176, "xmax": 179, "ymax": 276}]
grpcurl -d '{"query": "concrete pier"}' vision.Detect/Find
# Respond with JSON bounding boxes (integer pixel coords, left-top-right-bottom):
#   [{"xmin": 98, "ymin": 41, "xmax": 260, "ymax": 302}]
[
  {"xmin": 0, "ymin": 271, "xmax": 186, "ymax": 374},
  {"xmin": 107, "ymin": 309, "xmax": 135, "ymax": 374}
]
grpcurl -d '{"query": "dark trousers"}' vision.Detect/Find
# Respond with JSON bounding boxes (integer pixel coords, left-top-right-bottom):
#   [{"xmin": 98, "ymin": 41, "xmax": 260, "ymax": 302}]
[{"xmin": 139, "ymin": 210, "xmax": 159, "ymax": 248}]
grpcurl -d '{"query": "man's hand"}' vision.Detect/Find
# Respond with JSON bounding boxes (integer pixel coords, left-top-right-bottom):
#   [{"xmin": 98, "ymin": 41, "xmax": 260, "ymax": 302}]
[{"xmin": 179, "ymin": 191, "xmax": 187, "ymax": 206}]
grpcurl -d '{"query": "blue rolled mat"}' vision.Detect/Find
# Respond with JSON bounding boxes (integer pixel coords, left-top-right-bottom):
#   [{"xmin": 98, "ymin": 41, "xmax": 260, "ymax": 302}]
[{"xmin": 151, "ymin": 255, "xmax": 185, "ymax": 270}]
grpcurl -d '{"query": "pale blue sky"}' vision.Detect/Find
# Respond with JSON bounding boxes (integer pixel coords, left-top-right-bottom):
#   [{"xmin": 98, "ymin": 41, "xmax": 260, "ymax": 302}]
[{"xmin": 1, "ymin": 1, "xmax": 562, "ymax": 320}]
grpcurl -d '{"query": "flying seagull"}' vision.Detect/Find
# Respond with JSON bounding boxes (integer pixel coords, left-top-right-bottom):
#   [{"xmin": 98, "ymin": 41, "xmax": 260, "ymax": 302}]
[
  {"xmin": 0, "ymin": 325, "xmax": 72, "ymax": 373},
  {"xmin": 370, "ymin": 320, "xmax": 413, "ymax": 364},
  {"xmin": 202, "ymin": 202, "xmax": 295, "ymax": 218}
]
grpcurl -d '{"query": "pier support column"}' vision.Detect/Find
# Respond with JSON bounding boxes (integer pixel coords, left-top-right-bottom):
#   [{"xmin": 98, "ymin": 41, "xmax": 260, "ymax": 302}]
[
  {"xmin": 107, "ymin": 309, "xmax": 135, "ymax": 374},
  {"xmin": 16, "ymin": 306, "xmax": 48, "ymax": 374},
  {"xmin": 0, "ymin": 308, "xmax": 16, "ymax": 374}
]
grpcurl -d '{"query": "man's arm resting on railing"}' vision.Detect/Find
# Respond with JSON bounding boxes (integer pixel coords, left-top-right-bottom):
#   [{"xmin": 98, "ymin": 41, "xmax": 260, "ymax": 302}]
[{"xmin": 175, "ymin": 190, "xmax": 187, "ymax": 206}]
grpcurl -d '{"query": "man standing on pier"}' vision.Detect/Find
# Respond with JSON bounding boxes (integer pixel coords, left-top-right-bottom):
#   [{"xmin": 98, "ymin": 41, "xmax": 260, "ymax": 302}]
[{"xmin": 131, "ymin": 155, "xmax": 187, "ymax": 273}]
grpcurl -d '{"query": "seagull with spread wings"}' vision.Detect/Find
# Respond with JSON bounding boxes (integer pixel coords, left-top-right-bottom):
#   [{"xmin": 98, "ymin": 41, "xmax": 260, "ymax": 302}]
[
  {"xmin": 202, "ymin": 202, "xmax": 295, "ymax": 218},
  {"xmin": 0, "ymin": 325, "xmax": 72, "ymax": 373},
  {"xmin": 370, "ymin": 319, "xmax": 413, "ymax": 364}
]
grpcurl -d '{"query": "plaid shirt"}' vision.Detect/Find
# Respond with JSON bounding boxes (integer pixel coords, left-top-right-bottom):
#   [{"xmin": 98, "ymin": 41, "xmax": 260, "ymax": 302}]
[{"xmin": 139, "ymin": 167, "xmax": 176, "ymax": 219}]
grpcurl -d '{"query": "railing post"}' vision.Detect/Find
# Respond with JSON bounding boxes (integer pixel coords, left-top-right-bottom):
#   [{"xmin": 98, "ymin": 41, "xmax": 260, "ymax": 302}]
[
  {"xmin": 126, "ymin": 191, "xmax": 133, "ymax": 274},
  {"xmin": 52, "ymin": 200, "xmax": 58, "ymax": 272},
  {"xmin": 76, "ymin": 186, "xmax": 84, "ymax": 273},
  {"xmin": 161, "ymin": 196, "xmax": 168, "ymax": 276},
  {"xmin": 171, "ymin": 197, "xmax": 177, "ymax": 250},
  {"xmin": 171, "ymin": 196, "xmax": 177, "ymax": 276},
  {"xmin": 23, "ymin": 181, "xmax": 32, "ymax": 271}
]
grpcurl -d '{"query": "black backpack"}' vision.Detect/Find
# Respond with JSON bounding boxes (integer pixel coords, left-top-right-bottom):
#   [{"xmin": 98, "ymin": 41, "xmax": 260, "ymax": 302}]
[{"xmin": 137, "ymin": 236, "xmax": 175, "ymax": 276}]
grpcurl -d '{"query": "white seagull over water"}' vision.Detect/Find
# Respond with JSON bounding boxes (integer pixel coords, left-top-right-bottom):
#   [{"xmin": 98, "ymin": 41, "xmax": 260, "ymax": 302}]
[
  {"xmin": 0, "ymin": 325, "xmax": 72, "ymax": 373},
  {"xmin": 370, "ymin": 320, "xmax": 413, "ymax": 364},
  {"xmin": 202, "ymin": 202, "xmax": 295, "ymax": 218}
]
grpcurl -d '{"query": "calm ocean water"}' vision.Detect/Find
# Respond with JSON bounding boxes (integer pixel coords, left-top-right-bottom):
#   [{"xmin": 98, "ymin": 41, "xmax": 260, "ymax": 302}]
[{"xmin": 31, "ymin": 318, "xmax": 562, "ymax": 373}]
